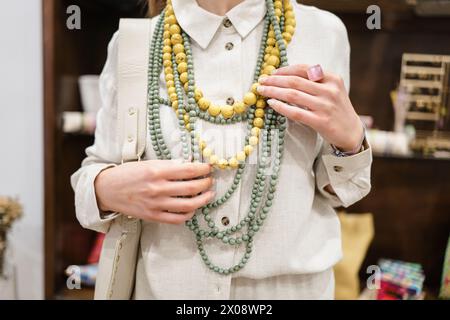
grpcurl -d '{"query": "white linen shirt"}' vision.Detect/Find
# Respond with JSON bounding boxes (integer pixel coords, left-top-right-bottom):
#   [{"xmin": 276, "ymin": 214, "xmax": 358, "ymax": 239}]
[{"xmin": 71, "ymin": 0, "xmax": 372, "ymax": 299}]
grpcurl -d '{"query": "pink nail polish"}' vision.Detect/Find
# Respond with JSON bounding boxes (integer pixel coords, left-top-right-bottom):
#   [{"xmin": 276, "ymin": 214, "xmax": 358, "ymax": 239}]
[{"xmin": 307, "ymin": 64, "xmax": 324, "ymax": 82}]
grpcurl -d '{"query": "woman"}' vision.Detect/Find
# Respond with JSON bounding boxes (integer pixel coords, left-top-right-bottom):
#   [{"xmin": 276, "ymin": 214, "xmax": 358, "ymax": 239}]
[{"xmin": 72, "ymin": 0, "xmax": 372, "ymax": 299}]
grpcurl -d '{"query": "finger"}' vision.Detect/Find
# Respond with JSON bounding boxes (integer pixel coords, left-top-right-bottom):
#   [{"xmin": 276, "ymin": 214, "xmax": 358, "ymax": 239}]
[
  {"xmin": 163, "ymin": 162, "xmax": 212, "ymax": 180},
  {"xmin": 274, "ymin": 64, "xmax": 336, "ymax": 84},
  {"xmin": 257, "ymin": 85, "xmax": 323, "ymax": 110},
  {"xmin": 158, "ymin": 190, "xmax": 215, "ymax": 213},
  {"xmin": 162, "ymin": 177, "xmax": 214, "ymax": 196},
  {"xmin": 148, "ymin": 210, "xmax": 196, "ymax": 225},
  {"xmin": 272, "ymin": 64, "xmax": 310, "ymax": 78},
  {"xmin": 306, "ymin": 64, "xmax": 325, "ymax": 82},
  {"xmin": 267, "ymin": 99, "xmax": 319, "ymax": 127},
  {"xmin": 259, "ymin": 75, "xmax": 322, "ymax": 96}
]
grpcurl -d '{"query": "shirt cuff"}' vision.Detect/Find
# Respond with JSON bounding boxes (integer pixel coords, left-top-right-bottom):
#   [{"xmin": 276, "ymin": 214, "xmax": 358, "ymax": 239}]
[
  {"xmin": 316, "ymin": 139, "xmax": 372, "ymax": 207},
  {"xmin": 73, "ymin": 163, "xmax": 120, "ymax": 233}
]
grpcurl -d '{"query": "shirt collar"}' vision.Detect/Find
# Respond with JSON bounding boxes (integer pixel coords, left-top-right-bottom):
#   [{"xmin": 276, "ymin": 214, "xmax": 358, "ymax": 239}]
[{"xmin": 171, "ymin": 0, "xmax": 267, "ymax": 49}]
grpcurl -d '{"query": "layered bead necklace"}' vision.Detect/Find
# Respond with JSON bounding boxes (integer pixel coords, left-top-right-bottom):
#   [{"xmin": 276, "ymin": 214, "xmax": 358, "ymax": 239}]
[{"xmin": 147, "ymin": 0, "xmax": 296, "ymax": 274}]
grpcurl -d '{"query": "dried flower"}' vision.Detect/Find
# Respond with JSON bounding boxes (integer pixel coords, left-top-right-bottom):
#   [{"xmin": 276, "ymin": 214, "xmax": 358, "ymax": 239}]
[
  {"xmin": 0, "ymin": 196, "xmax": 23, "ymax": 230},
  {"xmin": 0, "ymin": 196, "xmax": 23, "ymax": 276}
]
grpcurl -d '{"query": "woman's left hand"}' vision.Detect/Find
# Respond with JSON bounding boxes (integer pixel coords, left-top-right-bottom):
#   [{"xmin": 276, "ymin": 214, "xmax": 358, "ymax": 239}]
[{"xmin": 257, "ymin": 64, "xmax": 363, "ymax": 152}]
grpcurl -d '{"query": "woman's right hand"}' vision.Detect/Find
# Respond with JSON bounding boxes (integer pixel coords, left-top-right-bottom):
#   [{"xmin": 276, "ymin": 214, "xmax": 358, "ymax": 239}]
[{"xmin": 94, "ymin": 160, "xmax": 215, "ymax": 224}]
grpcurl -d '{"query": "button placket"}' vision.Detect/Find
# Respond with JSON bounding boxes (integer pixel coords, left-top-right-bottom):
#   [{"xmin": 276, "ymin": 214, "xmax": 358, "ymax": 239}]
[
  {"xmin": 221, "ymin": 216, "xmax": 230, "ymax": 226},
  {"xmin": 225, "ymin": 42, "xmax": 234, "ymax": 51},
  {"xmin": 223, "ymin": 17, "xmax": 232, "ymax": 28}
]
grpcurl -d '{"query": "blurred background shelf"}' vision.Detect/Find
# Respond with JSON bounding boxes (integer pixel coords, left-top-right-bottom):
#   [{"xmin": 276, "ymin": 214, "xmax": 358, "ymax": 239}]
[
  {"xmin": 43, "ymin": 0, "xmax": 144, "ymax": 300},
  {"xmin": 55, "ymin": 287, "xmax": 95, "ymax": 300}
]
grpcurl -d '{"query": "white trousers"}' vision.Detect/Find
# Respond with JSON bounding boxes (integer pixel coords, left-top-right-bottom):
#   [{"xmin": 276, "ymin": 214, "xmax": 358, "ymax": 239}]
[{"xmin": 133, "ymin": 250, "xmax": 335, "ymax": 300}]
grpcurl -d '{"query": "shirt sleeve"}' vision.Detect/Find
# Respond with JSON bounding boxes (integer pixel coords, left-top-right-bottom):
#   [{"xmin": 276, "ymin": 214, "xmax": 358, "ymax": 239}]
[
  {"xmin": 314, "ymin": 137, "xmax": 372, "ymax": 208},
  {"xmin": 70, "ymin": 32, "xmax": 121, "ymax": 233},
  {"xmin": 313, "ymin": 16, "xmax": 372, "ymax": 208}
]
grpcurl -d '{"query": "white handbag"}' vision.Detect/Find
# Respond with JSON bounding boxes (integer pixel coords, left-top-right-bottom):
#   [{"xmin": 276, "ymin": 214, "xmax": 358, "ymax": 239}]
[{"xmin": 94, "ymin": 18, "xmax": 151, "ymax": 300}]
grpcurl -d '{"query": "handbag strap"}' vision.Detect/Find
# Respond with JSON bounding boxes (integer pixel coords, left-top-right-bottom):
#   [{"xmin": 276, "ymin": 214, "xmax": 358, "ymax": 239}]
[
  {"xmin": 118, "ymin": 18, "xmax": 151, "ymax": 163},
  {"xmin": 117, "ymin": 19, "xmax": 151, "ymax": 231}
]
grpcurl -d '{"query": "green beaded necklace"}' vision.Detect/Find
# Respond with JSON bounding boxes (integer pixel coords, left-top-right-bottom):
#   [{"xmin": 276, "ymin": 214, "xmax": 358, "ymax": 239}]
[{"xmin": 147, "ymin": 0, "xmax": 290, "ymax": 274}]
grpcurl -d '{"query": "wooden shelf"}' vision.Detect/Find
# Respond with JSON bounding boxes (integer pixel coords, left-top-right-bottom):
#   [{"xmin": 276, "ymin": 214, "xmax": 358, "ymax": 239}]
[
  {"xmin": 373, "ymin": 152, "xmax": 450, "ymax": 161},
  {"xmin": 55, "ymin": 287, "xmax": 95, "ymax": 300},
  {"xmin": 301, "ymin": 0, "xmax": 415, "ymax": 14}
]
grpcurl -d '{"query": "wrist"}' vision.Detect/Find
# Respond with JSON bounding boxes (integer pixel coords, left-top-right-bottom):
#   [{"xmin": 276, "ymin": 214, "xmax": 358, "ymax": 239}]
[
  {"xmin": 94, "ymin": 167, "xmax": 115, "ymax": 213},
  {"xmin": 332, "ymin": 120, "xmax": 365, "ymax": 156}
]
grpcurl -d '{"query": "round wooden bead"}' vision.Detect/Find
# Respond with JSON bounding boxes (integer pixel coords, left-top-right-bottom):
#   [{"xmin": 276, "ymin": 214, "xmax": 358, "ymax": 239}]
[
  {"xmin": 249, "ymin": 136, "xmax": 259, "ymax": 146},
  {"xmin": 194, "ymin": 88, "xmax": 203, "ymax": 100},
  {"xmin": 253, "ymin": 117, "xmax": 264, "ymax": 128},
  {"xmin": 251, "ymin": 127, "xmax": 260, "ymax": 137},
  {"xmin": 202, "ymin": 147, "xmax": 212, "ymax": 158},
  {"xmin": 177, "ymin": 62, "xmax": 187, "ymax": 73},
  {"xmin": 244, "ymin": 145, "xmax": 253, "ymax": 155},
  {"xmin": 256, "ymin": 99, "xmax": 266, "ymax": 108},
  {"xmin": 198, "ymin": 97, "xmax": 210, "ymax": 111},
  {"xmin": 175, "ymin": 52, "xmax": 186, "ymax": 64},
  {"xmin": 221, "ymin": 105, "xmax": 234, "ymax": 119},
  {"xmin": 267, "ymin": 55, "xmax": 280, "ymax": 67},
  {"xmin": 236, "ymin": 151, "xmax": 246, "ymax": 162},
  {"xmin": 209, "ymin": 155, "xmax": 218, "ymax": 165},
  {"xmin": 218, "ymin": 159, "xmax": 228, "ymax": 169},
  {"xmin": 243, "ymin": 92, "xmax": 257, "ymax": 106},
  {"xmin": 233, "ymin": 102, "xmax": 246, "ymax": 114},
  {"xmin": 251, "ymin": 83, "xmax": 259, "ymax": 94},
  {"xmin": 282, "ymin": 32, "xmax": 292, "ymax": 43},
  {"xmin": 169, "ymin": 24, "xmax": 180, "ymax": 35},
  {"xmin": 173, "ymin": 43, "xmax": 184, "ymax": 55},
  {"xmin": 180, "ymin": 72, "xmax": 188, "ymax": 84},
  {"xmin": 228, "ymin": 157, "xmax": 239, "ymax": 169},
  {"xmin": 254, "ymin": 109, "xmax": 265, "ymax": 118},
  {"xmin": 165, "ymin": 15, "xmax": 176, "ymax": 25},
  {"xmin": 263, "ymin": 65, "xmax": 276, "ymax": 75},
  {"xmin": 208, "ymin": 104, "xmax": 221, "ymax": 116}
]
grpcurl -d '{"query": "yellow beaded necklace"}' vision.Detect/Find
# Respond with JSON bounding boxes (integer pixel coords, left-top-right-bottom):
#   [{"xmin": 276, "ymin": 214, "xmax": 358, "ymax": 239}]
[{"xmin": 162, "ymin": 0, "xmax": 296, "ymax": 169}]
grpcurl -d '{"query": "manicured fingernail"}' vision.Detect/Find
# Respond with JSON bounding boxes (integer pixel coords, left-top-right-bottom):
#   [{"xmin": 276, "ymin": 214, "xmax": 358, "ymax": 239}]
[
  {"xmin": 307, "ymin": 64, "xmax": 324, "ymax": 82},
  {"xmin": 258, "ymin": 74, "xmax": 269, "ymax": 83},
  {"xmin": 267, "ymin": 99, "xmax": 276, "ymax": 106},
  {"xmin": 257, "ymin": 85, "xmax": 266, "ymax": 94}
]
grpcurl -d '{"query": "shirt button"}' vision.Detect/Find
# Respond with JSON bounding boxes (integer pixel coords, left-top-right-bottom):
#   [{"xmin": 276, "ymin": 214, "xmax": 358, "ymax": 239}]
[
  {"xmin": 225, "ymin": 42, "xmax": 234, "ymax": 51},
  {"xmin": 221, "ymin": 216, "xmax": 230, "ymax": 226},
  {"xmin": 226, "ymin": 97, "xmax": 235, "ymax": 105},
  {"xmin": 223, "ymin": 18, "xmax": 232, "ymax": 28},
  {"xmin": 333, "ymin": 165, "xmax": 343, "ymax": 173}
]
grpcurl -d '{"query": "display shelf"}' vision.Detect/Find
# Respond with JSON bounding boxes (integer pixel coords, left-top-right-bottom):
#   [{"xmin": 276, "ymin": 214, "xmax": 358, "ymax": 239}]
[
  {"xmin": 56, "ymin": 287, "xmax": 95, "ymax": 300},
  {"xmin": 373, "ymin": 152, "xmax": 450, "ymax": 161},
  {"xmin": 301, "ymin": 0, "xmax": 415, "ymax": 14}
]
